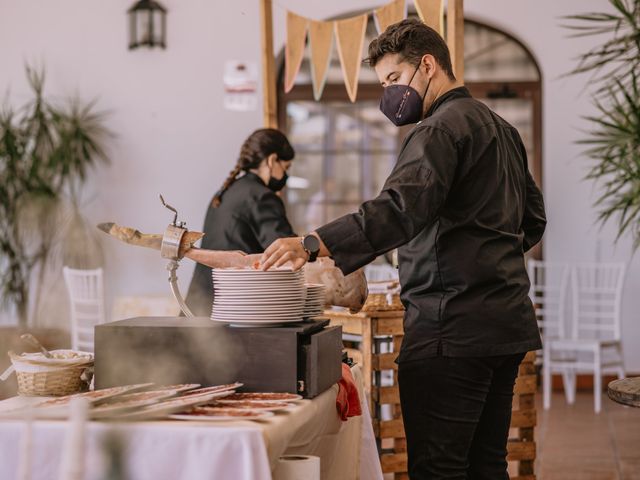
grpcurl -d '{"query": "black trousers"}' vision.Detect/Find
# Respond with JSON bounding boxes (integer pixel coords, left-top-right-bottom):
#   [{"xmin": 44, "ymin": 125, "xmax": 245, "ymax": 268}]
[{"xmin": 398, "ymin": 353, "xmax": 525, "ymax": 480}]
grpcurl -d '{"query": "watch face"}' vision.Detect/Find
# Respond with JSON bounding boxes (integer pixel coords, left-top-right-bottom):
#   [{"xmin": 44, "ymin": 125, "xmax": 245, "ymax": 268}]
[{"xmin": 304, "ymin": 235, "xmax": 320, "ymax": 252}]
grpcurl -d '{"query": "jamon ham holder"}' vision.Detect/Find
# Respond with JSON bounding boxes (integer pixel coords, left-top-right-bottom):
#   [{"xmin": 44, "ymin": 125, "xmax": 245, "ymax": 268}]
[{"xmin": 97, "ymin": 222, "xmax": 368, "ymax": 312}]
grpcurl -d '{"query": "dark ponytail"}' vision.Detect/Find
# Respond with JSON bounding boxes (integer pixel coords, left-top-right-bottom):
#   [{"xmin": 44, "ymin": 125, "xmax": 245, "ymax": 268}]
[{"xmin": 212, "ymin": 128, "xmax": 295, "ymax": 207}]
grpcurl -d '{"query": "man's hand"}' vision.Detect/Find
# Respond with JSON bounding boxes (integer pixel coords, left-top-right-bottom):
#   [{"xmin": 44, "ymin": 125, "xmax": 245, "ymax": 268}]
[{"xmin": 261, "ymin": 237, "xmax": 309, "ymax": 271}]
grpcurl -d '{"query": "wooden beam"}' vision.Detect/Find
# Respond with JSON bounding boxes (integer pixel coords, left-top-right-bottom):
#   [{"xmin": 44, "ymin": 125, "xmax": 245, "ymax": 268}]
[
  {"xmin": 259, "ymin": 0, "xmax": 278, "ymax": 128},
  {"xmin": 446, "ymin": 0, "xmax": 464, "ymax": 81}
]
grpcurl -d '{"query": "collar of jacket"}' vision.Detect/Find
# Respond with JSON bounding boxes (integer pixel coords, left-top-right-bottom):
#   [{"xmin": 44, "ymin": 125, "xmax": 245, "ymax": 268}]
[
  {"xmin": 423, "ymin": 86, "xmax": 471, "ymax": 119},
  {"xmin": 243, "ymin": 171, "xmax": 266, "ymax": 185}
]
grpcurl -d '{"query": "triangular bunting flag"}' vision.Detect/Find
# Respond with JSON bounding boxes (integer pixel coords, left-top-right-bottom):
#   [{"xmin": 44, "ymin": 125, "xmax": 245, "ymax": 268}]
[
  {"xmin": 334, "ymin": 14, "xmax": 368, "ymax": 103},
  {"xmin": 309, "ymin": 20, "xmax": 334, "ymax": 101},
  {"xmin": 374, "ymin": 0, "xmax": 406, "ymax": 34},
  {"xmin": 284, "ymin": 11, "xmax": 309, "ymax": 93},
  {"xmin": 414, "ymin": 0, "xmax": 444, "ymax": 36}
]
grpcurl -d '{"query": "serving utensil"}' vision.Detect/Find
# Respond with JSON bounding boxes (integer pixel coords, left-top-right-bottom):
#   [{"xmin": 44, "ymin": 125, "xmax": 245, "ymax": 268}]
[{"xmin": 20, "ymin": 334, "xmax": 53, "ymax": 359}]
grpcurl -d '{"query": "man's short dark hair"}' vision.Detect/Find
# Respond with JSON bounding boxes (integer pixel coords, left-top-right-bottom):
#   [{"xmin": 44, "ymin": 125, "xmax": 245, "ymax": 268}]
[{"xmin": 367, "ymin": 18, "xmax": 456, "ymax": 81}]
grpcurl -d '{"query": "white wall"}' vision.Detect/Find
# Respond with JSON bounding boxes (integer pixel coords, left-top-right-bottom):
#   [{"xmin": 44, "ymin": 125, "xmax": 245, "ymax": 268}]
[{"xmin": 1, "ymin": 0, "xmax": 638, "ymax": 370}]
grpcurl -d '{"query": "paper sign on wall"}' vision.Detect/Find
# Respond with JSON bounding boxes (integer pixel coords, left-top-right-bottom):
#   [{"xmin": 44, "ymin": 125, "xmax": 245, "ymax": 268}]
[{"xmin": 223, "ymin": 60, "xmax": 258, "ymax": 112}]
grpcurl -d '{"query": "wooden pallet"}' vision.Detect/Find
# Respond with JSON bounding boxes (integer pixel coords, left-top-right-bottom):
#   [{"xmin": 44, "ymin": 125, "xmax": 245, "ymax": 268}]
[
  {"xmin": 325, "ymin": 309, "xmax": 538, "ymax": 480},
  {"xmin": 509, "ymin": 350, "xmax": 537, "ymax": 480}
]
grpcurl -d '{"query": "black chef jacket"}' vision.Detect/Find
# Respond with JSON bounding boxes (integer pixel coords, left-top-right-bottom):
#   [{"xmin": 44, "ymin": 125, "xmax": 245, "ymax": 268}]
[
  {"xmin": 316, "ymin": 87, "xmax": 546, "ymax": 362},
  {"xmin": 186, "ymin": 172, "xmax": 296, "ymax": 316}
]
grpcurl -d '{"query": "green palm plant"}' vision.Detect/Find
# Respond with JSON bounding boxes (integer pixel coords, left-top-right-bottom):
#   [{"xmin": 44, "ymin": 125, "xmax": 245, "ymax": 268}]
[
  {"xmin": 564, "ymin": 0, "xmax": 640, "ymax": 247},
  {"xmin": 0, "ymin": 66, "xmax": 112, "ymax": 326}
]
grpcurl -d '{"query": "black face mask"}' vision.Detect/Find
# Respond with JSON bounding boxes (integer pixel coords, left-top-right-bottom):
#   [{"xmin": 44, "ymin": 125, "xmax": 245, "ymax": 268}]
[
  {"xmin": 379, "ymin": 64, "xmax": 431, "ymax": 126},
  {"xmin": 267, "ymin": 162, "xmax": 288, "ymax": 192}
]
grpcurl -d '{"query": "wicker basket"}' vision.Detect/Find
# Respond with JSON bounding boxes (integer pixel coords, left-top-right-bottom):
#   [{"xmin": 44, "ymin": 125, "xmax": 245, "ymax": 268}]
[
  {"xmin": 363, "ymin": 281, "xmax": 404, "ymax": 312},
  {"xmin": 7, "ymin": 350, "xmax": 94, "ymax": 397}
]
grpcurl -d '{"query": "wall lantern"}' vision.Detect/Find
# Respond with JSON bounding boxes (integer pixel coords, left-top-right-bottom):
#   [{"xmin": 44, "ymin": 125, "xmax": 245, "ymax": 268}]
[{"xmin": 128, "ymin": 0, "xmax": 167, "ymax": 50}]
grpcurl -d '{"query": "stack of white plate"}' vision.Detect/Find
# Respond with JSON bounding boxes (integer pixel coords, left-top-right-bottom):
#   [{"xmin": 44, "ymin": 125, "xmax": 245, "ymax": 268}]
[
  {"xmin": 303, "ymin": 284, "xmax": 326, "ymax": 319},
  {"xmin": 211, "ymin": 268, "xmax": 305, "ymax": 326}
]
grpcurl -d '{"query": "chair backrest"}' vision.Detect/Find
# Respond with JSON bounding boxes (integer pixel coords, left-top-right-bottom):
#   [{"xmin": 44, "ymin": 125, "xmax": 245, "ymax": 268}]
[
  {"xmin": 62, "ymin": 267, "xmax": 105, "ymax": 352},
  {"xmin": 571, "ymin": 263, "xmax": 626, "ymax": 341},
  {"xmin": 527, "ymin": 260, "xmax": 570, "ymax": 340},
  {"xmin": 364, "ymin": 264, "xmax": 399, "ymax": 282}
]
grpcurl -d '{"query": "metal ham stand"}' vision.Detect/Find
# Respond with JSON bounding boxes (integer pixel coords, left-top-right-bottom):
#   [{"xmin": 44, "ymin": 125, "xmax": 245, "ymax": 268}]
[{"xmin": 159, "ymin": 194, "xmax": 194, "ymax": 317}]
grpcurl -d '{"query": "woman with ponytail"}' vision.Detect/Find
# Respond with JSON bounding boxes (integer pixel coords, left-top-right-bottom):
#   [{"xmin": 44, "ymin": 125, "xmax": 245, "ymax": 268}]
[{"xmin": 185, "ymin": 128, "xmax": 297, "ymax": 316}]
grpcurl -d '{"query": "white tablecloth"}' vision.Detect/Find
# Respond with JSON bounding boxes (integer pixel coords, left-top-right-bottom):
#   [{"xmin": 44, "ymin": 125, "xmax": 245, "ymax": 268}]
[{"xmin": 0, "ymin": 366, "xmax": 383, "ymax": 480}]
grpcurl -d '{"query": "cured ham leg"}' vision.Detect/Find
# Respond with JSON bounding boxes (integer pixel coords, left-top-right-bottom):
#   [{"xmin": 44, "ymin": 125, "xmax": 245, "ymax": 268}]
[{"xmin": 98, "ymin": 223, "xmax": 368, "ymax": 311}]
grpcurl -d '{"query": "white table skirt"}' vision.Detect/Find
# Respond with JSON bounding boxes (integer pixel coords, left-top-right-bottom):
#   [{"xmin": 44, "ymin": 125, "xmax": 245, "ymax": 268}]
[{"xmin": 0, "ymin": 366, "xmax": 383, "ymax": 480}]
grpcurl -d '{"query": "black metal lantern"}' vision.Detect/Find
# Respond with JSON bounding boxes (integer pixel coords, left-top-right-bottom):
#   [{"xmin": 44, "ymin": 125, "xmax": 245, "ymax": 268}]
[{"xmin": 128, "ymin": 0, "xmax": 167, "ymax": 50}]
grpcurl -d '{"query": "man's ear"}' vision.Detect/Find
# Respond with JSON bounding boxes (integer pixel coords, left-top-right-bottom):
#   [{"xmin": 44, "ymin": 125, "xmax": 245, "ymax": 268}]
[{"xmin": 421, "ymin": 54, "xmax": 436, "ymax": 78}]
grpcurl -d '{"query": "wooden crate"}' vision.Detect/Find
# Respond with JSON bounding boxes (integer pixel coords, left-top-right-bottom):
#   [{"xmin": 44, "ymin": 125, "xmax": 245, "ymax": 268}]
[{"xmin": 325, "ymin": 309, "xmax": 538, "ymax": 480}]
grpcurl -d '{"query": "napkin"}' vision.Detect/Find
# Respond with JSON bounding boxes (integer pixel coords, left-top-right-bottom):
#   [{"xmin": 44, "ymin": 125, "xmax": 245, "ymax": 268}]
[{"xmin": 336, "ymin": 363, "xmax": 362, "ymax": 421}]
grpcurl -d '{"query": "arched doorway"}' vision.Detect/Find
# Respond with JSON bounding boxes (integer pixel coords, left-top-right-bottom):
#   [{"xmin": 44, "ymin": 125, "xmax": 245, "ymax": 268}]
[{"xmin": 278, "ymin": 15, "xmax": 543, "ymax": 260}]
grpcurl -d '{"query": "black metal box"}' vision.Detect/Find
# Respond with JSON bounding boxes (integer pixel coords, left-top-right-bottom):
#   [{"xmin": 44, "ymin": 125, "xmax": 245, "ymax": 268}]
[{"xmin": 94, "ymin": 317, "xmax": 342, "ymax": 398}]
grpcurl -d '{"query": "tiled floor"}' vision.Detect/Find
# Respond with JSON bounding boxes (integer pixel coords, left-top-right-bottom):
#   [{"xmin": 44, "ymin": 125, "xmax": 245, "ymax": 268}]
[
  {"xmin": 536, "ymin": 392, "xmax": 640, "ymax": 480},
  {"xmin": 382, "ymin": 392, "xmax": 640, "ymax": 479}
]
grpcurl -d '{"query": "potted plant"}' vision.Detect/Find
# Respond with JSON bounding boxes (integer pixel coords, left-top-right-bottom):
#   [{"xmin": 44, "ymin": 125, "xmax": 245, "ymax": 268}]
[
  {"xmin": 0, "ymin": 66, "xmax": 112, "ymax": 327},
  {"xmin": 564, "ymin": 0, "xmax": 640, "ymax": 246}
]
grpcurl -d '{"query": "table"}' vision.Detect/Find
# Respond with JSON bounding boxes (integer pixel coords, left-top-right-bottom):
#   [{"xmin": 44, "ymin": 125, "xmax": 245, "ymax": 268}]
[
  {"xmin": 608, "ymin": 377, "xmax": 640, "ymax": 407},
  {"xmin": 0, "ymin": 367, "xmax": 383, "ymax": 480}
]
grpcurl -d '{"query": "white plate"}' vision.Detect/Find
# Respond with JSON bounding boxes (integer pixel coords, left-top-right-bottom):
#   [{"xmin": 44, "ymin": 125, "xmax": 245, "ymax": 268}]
[
  {"xmin": 213, "ymin": 274, "xmax": 303, "ymax": 280},
  {"xmin": 213, "ymin": 298, "xmax": 305, "ymax": 304},
  {"xmin": 212, "ymin": 305, "xmax": 304, "ymax": 312},
  {"xmin": 212, "ymin": 315, "xmax": 304, "ymax": 320},
  {"xmin": 205, "ymin": 401, "xmax": 296, "ymax": 412},
  {"xmin": 211, "ymin": 313, "xmax": 304, "ymax": 319},
  {"xmin": 169, "ymin": 409, "xmax": 275, "ymax": 422},
  {"xmin": 90, "ymin": 392, "xmax": 175, "ymax": 419},
  {"xmin": 151, "ymin": 384, "xmax": 200, "ymax": 393},
  {"xmin": 211, "ymin": 312, "xmax": 304, "ymax": 322},
  {"xmin": 220, "ymin": 392, "xmax": 303, "ymax": 403},
  {"xmin": 211, "ymin": 319, "xmax": 303, "ymax": 325},
  {"xmin": 211, "ymin": 274, "xmax": 304, "ymax": 280},
  {"xmin": 212, "ymin": 310, "xmax": 303, "ymax": 315},
  {"xmin": 35, "ymin": 383, "xmax": 155, "ymax": 408},
  {"xmin": 214, "ymin": 288, "xmax": 307, "ymax": 298},
  {"xmin": 211, "ymin": 308, "xmax": 303, "ymax": 315},
  {"xmin": 210, "ymin": 318, "xmax": 303, "ymax": 327},
  {"xmin": 212, "ymin": 271, "xmax": 300, "ymax": 275},
  {"xmin": 216, "ymin": 277, "xmax": 302, "ymax": 281},
  {"xmin": 213, "ymin": 283, "xmax": 304, "ymax": 289},
  {"xmin": 118, "ymin": 391, "xmax": 233, "ymax": 420},
  {"xmin": 215, "ymin": 294, "xmax": 304, "ymax": 300},
  {"xmin": 214, "ymin": 280, "xmax": 304, "ymax": 285},
  {"xmin": 212, "ymin": 303, "xmax": 304, "ymax": 310},
  {"xmin": 182, "ymin": 383, "xmax": 242, "ymax": 397},
  {"xmin": 214, "ymin": 286, "xmax": 304, "ymax": 292},
  {"xmin": 213, "ymin": 267, "xmax": 300, "ymax": 273}
]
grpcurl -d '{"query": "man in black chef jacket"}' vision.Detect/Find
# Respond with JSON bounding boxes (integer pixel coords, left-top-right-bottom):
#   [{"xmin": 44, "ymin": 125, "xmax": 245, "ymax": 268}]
[{"xmin": 262, "ymin": 18, "xmax": 546, "ymax": 480}]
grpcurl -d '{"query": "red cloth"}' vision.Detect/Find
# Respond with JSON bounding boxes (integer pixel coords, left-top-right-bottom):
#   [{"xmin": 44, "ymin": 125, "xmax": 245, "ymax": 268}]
[{"xmin": 336, "ymin": 363, "xmax": 362, "ymax": 421}]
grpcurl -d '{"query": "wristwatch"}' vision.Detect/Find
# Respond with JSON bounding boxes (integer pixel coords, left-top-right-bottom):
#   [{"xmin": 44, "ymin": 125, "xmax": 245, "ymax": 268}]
[{"xmin": 301, "ymin": 234, "xmax": 320, "ymax": 262}]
